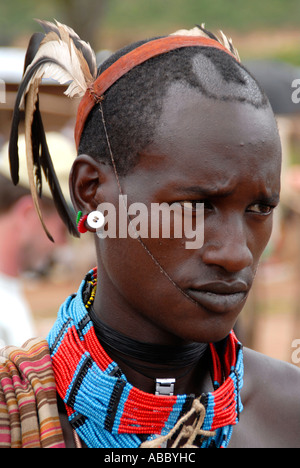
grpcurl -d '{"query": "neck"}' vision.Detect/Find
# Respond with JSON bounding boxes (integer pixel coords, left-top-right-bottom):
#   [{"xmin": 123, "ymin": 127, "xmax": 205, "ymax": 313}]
[
  {"xmin": 89, "ymin": 305, "xmax": 211, "ymax": 395},
  {"xmin": 93, "ymin": 269, "xmax": 196, "ymax": 346}
]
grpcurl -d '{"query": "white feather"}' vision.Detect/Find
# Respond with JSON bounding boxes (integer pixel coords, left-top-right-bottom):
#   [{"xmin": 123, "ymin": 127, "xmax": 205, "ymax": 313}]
[
  {"xmin": 55, "ymin": 20, "xmax": 97, "ymax": 74},
  {"xmin": 170, "ymin": 27, "xmax": 209, "ymax": 38},
  {"xmin": 171, "ymin": 25, "xmax": 240, "ymax": 62},
  {"xmin": 219, "ymin": 30, "xmax": 240, "ymax": 62},
  {"xmin": 19, "ymin": 21, "xmax": 97, "ymax": 109},
  {"xmin": 25, "ymin": 38, "xmax": 92, "ymax": 98}
]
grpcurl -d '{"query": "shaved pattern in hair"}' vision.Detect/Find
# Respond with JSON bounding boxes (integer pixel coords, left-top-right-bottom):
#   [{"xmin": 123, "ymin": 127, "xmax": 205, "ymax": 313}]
[{"xmin": 79, "ymin": 40, "xmax": 268, "ymax": 175}]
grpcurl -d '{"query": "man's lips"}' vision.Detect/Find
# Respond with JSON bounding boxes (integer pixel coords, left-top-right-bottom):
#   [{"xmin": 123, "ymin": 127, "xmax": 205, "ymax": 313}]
[{"xmin": 186, "ymin": 281, "xmax": 249, "ymax": 313}]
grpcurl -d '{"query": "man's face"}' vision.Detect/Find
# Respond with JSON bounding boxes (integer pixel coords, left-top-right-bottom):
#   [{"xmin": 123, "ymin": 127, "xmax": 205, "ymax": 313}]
[{"xmin": 97, "ymin": 81, "xmax": 282, "ymax": 345}]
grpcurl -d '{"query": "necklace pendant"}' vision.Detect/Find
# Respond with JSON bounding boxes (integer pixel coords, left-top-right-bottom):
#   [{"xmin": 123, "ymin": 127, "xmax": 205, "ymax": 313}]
[
  {"xmin": 155, "ymin": 378, "xmax": 176, "ymax": 396},
  {"xmin": 155, "ymin": 378, "xmax": 176, "ymax": 448}
]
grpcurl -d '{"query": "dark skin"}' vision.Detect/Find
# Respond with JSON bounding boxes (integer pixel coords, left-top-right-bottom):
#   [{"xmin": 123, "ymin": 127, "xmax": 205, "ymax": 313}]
[{"xmin": 62, "ymin": 81, "xmax": 300, "ymax": 448}]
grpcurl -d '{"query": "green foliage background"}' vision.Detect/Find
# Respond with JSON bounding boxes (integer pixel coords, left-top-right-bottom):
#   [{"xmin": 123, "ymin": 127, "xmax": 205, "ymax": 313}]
[
  {"xmin": 105, "ymin": 0, "xmax": 300, "ymax": 31},
  {"xmin": 1, "ymin": 0, "xmax": 300, "ymax": 62}
]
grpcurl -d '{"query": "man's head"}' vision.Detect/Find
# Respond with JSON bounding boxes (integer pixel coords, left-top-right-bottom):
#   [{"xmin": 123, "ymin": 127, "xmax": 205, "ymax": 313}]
[
  {"xmin": 8, "ymin": 21, "xmax": 282, "ymax": 343},
  {"xmin": 78, "ymin": 40, "xmax": 268, "ymax": 175},
  {"xmin": 71, "ymin": 36, "xmax": 281, "ymax": 344}
]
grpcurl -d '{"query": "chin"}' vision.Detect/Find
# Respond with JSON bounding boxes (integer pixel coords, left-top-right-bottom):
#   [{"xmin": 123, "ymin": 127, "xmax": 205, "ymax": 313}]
[{"xmin": 175, "ymin": 315, "xmax": 238, "ymax": 345}]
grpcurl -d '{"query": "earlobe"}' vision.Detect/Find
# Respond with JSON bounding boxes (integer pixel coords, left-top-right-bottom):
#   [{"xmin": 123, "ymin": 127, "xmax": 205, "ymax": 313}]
[{"xmin": 69, "ymin": 154, "xmax": 106, "ymax": 213}]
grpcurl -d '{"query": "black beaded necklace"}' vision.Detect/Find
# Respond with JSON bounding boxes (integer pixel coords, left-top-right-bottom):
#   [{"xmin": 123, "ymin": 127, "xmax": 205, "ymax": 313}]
[
  {"xmin": 88, "ymin": 304, "xmax": 209, "ymax": 380},
  {"xmin": 89, "ymin": 305, "xmax": 208, "ymax": 365}
]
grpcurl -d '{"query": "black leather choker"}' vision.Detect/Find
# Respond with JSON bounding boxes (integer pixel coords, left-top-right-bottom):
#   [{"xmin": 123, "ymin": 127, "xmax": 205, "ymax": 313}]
[{"xmin": 89, "ymin": 305, "xmax": 208, "ymax": 368}]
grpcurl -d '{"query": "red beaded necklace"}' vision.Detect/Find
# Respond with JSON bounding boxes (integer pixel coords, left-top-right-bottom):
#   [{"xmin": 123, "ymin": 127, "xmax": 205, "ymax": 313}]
[{"xmin": 47, "ymin": 268, "xmax": 243, "ymax": 448}]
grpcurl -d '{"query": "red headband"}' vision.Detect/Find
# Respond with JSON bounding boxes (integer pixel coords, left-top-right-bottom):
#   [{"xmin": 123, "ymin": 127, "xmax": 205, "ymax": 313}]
[{"xmin": 74, "ymin": 35, "xmax": 236, "ymax": 149}]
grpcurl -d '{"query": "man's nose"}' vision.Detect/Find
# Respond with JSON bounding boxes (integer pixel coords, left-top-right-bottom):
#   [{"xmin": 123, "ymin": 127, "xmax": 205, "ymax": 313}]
[{"xmin": 201, "ymin": 214, "xmax": 253, "ymax": 273}]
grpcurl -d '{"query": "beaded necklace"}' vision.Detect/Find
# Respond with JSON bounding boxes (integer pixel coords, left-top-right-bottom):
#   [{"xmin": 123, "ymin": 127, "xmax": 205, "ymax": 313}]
[{"xmin": 47, "ymin": 268, "xmax": 244, "ymax": 448}]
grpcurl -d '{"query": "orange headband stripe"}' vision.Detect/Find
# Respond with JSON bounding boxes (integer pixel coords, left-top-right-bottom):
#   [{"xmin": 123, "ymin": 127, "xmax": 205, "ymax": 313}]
[{"xmin": 74, "ymin": 35, "xmax": 237, "ymax": 149}]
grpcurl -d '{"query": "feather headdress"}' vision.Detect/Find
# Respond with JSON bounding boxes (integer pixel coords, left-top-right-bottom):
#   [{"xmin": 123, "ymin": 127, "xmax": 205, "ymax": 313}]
[
  {"xmin": 9, "ymin": 20, "xmax": 239, "ymax": 241},
  {"xmin": 171, "ymin": 24, "xmax": 240, "ymax": 62},
  {"xmin": 74, "ymin": 23, "xmax": 240, "ymax": 148},
  {"xmin": 9, "ymin": 19, "xmax": 97, "ymax": 241}
]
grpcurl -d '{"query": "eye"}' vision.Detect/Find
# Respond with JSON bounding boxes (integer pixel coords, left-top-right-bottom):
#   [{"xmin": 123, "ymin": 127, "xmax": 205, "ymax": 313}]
[{"xmin": 247, "ymin": 203, "xmax": 275, "ymax": 216}]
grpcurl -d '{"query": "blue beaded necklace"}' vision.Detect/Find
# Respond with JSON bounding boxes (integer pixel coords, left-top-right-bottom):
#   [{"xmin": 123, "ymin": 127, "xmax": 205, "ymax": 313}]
[{"xmin": 47, "ymin": 268, "xmax": 244, "ymax": 448}]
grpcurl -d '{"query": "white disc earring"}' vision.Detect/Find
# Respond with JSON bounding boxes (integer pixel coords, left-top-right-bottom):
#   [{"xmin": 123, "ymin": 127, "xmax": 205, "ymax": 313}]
[{"xmin": 86, "ymin": 211, "xmax": 105, "ymax": 230}]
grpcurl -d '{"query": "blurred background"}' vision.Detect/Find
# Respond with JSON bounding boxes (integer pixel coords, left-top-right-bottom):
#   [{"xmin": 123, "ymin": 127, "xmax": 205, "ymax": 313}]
[{"xmin": 0, "ymin": 0, "xmax": 300, "ymax": 366}]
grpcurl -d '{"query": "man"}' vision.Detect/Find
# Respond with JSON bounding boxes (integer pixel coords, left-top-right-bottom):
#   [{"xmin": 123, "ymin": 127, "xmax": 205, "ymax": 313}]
[{"xmin": 1, "ymin": 21, "xmax": 300, "ymax": 448}]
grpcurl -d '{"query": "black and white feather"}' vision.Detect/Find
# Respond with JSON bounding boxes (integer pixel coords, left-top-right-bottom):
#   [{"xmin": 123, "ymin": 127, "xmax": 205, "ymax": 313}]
[
  {"xmin": 171, "ymin": 24, "xmax": 240, "ymax": 62},
  {"xmin": 9, "ymin": 20, "xmax": 97, "ymax": 241}
]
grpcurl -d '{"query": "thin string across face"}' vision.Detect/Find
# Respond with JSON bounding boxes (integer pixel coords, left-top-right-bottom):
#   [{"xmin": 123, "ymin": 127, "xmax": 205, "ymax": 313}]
[
  {"xmin": 98, "ymin": 100, "xmax": 202, "ymax": 308},
  {"xmin": 88, "ymin": 32, "xmax": 239, "ymax": 311}
]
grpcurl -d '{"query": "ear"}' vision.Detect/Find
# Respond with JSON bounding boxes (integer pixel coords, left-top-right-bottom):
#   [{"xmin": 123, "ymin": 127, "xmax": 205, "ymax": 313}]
[{"xmin": 69, "ymin": 154, "xmax": 112, "ymax": 213}]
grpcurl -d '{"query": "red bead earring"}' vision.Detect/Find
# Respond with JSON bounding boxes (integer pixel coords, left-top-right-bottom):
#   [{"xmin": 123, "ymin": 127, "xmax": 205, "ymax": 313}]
[
  {"xmin": 76, "ymin": 211, "xmax": 105, "ymax": 234},
  {"xmin": 77, "ymin": 211, "xmax": 88, "ymax": 233}
]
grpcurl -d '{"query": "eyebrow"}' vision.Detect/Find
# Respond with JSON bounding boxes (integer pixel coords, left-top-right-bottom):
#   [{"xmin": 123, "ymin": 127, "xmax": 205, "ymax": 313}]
[
  {"xmin": 175, "ymin": 185, "xmax": 280, "ymax": 204},
  {"xmin": 175, "ymin": 185, "xmax": 235, "ymax": 197}
]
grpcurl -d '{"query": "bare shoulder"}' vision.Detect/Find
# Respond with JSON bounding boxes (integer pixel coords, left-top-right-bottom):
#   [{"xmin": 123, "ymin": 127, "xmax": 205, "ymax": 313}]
[
  {"xmin": 243, "ymin": 346, "xmax": 300, "ymax": 398},
  {"xmin": 231, "ymin": 347, "xmax": 300, "ymax": 447}
]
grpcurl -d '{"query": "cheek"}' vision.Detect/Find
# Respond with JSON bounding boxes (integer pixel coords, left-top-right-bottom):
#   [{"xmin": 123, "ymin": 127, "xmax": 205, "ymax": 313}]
[
  {"xmin": 248, "ymin": 216, "xmax": 274, "ymax": 263},
  {"xmin": 97, "ymin": 233, "xmax": 192, "ymax": 316},
  {"xmin": 99, "ymin": 201, "xmax": 194, "ymax": 280},
  {"xmin": 98, "ymin": 233, "xmax": 187, "ymax": 292}
]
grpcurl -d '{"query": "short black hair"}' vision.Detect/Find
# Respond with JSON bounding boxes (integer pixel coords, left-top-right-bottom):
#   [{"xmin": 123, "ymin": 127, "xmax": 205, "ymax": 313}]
[{"xmin": 78, "ymin": 39, "xmax": 268, "ymax": 175}]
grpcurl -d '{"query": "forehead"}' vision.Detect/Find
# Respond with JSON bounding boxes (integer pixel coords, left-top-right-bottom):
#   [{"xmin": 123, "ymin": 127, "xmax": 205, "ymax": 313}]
[
  {"xmin": 133, "ymin": 82, "xmax": 281, "ymax": 192},
  {"xmin": 155, "ymin": 81, "xmax": 279, "ymax": 154}
]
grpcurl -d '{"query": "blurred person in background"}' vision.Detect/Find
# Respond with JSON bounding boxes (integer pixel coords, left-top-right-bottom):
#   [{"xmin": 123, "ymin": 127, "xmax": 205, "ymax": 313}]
[{"xmin": 0, "ymin": 132, "xmax": 74, "ymax": 346}]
